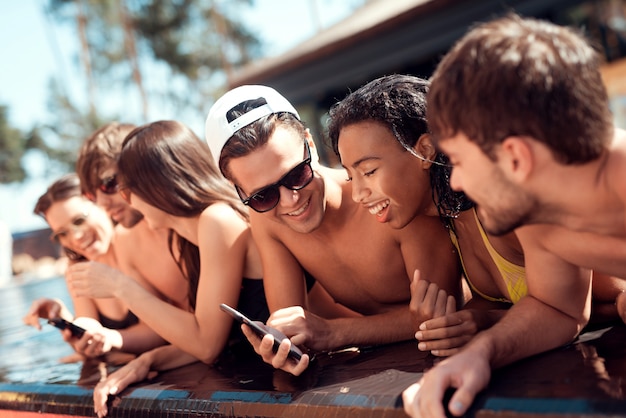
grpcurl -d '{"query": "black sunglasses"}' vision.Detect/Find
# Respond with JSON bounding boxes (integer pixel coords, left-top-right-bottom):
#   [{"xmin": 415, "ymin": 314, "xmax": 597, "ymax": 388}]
[
  {"xmin": 85, "ymin": 174, "xmax": 120, "ymax": 201},
  {"xmin": 236, "ymin": 140, "xmax": 313, "ymax": 213},
  {"xmin": 98, "ymin": 174, "xmax": 120, "ymax": 194}
]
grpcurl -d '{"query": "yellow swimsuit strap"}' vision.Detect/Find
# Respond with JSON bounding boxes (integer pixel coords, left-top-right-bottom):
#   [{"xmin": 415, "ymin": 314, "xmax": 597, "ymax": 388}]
[
  {"xmin": 448, "ymin": 226, "xmax": 510, "ymax": 304},
  {"xmin": 473, "ymin": 209, "xmax": 527, "ymax": 304}
]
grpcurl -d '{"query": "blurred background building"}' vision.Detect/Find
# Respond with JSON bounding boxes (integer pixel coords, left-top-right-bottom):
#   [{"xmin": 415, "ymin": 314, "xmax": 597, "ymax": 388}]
[{"xmin": 227, "ymin": 0, "xmax": 626, "ymax": 166}]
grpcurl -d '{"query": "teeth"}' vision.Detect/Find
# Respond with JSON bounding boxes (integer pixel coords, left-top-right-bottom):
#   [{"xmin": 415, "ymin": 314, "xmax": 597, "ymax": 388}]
[
  {"xmin": 288, "ymin": 199, "xmax": 309, "ymax": 216},
  {"xmin": 368, "ymin": 200, "xmax": 389, "ymax": 216}
]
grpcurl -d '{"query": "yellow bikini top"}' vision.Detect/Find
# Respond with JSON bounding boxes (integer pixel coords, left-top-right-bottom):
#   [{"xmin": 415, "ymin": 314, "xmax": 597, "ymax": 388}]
[{"xmin": 449, "ymin": 209, "xmax": 527, "ymax": 304}]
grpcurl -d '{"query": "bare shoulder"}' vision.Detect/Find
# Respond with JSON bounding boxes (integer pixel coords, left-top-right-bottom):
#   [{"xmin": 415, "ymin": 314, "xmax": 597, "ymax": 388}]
[
  {"xmin": 393, "ymin": 213, "xmax": 450, "ymax": 246},
  {"xmin": 111, "ymin": 223, "xmax": 134, "ymax": 250},
  {"xmin": 609, "ymin": 128, "xmax": 626, "ymax": 200},
  {"xmin": 248, "ymin": 206, "xmax": 280, "ymax": 240},
  {"xmin": 199, "ymin": 202, "xmax": 248, "ymax": 232}
]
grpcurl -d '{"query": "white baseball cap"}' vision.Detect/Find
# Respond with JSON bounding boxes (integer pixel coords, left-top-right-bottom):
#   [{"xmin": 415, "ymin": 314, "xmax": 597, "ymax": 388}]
[{"xmin": 205, "ymin": 85, "xmax": 300, "ymax": 165}]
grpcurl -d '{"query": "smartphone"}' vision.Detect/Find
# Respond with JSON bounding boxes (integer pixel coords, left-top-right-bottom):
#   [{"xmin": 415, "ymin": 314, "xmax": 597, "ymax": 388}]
[
  {"xmin": 47, "ymin": 318, "xmax": 86, "ymax": 338},
  {"xmin": 220, "ymin": 303, "xmax": 303, "ymax": 361}
]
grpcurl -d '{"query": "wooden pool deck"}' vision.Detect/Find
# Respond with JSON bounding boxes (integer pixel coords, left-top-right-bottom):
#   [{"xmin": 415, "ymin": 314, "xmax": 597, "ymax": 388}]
[{"xmin": 1, "ymin": 322, "xmax": 625, "ymax": 417}]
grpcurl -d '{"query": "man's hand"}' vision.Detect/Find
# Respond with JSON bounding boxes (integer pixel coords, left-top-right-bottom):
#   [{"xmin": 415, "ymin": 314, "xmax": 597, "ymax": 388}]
[
  {"xmin": 240, "ymin": 306, "xmax": 319, "ymax": 376},
  {"xmin": 402, "ymin": 347, "xmax": 491, "ymax": 417},
  {"xmin": 266, "ymin": 306, "xmax": 332, "ymax": 351},
  {"xmin": 241, "ymin": 323, "xmax": 310, "ymax": 376}
]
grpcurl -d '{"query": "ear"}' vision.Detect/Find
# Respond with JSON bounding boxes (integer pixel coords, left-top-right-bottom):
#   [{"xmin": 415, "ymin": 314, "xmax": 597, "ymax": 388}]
[
  {"xmin": 499, "ymin": 136, "xmax": 533, "ymax": 183},
  {"xmin": 413, "ymin": 133, "xmax": 437, "ymax": 169},
  {"xmin": 305, "ymin": 129, "xmax": 321, "ymax": 165}
]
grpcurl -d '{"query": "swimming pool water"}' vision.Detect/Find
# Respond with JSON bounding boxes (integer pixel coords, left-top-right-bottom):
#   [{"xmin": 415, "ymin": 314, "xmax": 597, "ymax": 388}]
[{"xmin": 0, "ymin": 277, "xmax": 82, "ymax": 384}]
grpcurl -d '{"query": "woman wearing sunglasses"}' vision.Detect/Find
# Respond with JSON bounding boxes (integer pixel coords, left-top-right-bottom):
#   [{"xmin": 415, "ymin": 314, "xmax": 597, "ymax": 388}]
[
  {"xmin": 76, "ymin": 122, "xmax": 189, "ymax": 312},
  {"xmin": 24, "ymin": 173, "xmax": 168, "ymax": 359},
  {"xmin": 65, "ymin": 120, "xmax": 268, "ymax": 417}
]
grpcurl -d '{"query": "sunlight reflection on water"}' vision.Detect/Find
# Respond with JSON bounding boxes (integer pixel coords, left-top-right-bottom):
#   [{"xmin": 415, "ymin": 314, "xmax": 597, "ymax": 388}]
[{"xmin": 0, "ymin": 276, "xmax": 82, "ymax": 384}]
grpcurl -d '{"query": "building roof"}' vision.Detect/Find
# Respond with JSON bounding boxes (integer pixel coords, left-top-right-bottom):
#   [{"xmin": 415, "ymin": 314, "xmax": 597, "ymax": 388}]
[{"xmin": 228, "ymin": 0, "xmax": 586, "ymax": 106}]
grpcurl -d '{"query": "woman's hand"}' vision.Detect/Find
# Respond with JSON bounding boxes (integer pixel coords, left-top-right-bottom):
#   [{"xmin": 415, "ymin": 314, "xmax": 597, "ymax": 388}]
[
  {"xmin": 93, "ymin": 354, "xmax": 156, "ymax": 417},
  {"xmin": 22, "ymin": 298, "xmax": 70, "ymax": 329},
  {"xmin": 67, "ymin": 261, "xmax": 125, "ymax": 299},
  {"xmin": 409, "ymin": 272, "xmax": 457, "ymax": 327},
  {"xmin": 415, "ymin": 309, "xmax": 505, "ymax": 356}
]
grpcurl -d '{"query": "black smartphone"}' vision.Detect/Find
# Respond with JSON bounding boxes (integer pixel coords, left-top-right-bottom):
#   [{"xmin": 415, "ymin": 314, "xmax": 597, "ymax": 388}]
[
  {"xmin": 47, "ymin": 318, "xmax": 86, "ymax": 338},
  {"xmin": 219, "ymin": 303, "xmax": 303, "ymax": 361}
]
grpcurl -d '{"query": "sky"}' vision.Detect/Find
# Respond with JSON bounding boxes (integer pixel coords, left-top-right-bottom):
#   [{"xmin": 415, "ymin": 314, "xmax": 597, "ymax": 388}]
[{"xmin": 0, "ymin": 0, "xmax": 362, "ymax": 234}]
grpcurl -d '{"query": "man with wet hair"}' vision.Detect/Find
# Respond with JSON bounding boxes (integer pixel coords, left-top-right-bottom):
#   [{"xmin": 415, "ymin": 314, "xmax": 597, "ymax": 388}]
[
  {"xmin": 75, "ymin": 122, "xmax": 188, "ymax": 310},
  {"xmin": 205, "ymin": 85, "xmax": 463, "ymax": 375},
  {"xmin": 402, "ymin": 14, "xmax": 626, "ymax": 418}
]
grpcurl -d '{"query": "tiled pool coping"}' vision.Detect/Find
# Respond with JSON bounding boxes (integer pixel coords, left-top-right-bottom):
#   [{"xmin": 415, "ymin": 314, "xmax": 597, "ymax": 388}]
[{"xmin": 2, "ymin": 324, "xmax": 626, "ymax": 417}]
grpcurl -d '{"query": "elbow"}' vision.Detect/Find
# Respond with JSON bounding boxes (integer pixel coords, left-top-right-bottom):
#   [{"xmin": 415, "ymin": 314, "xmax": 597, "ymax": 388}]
[
  {"xmin": 195, "ymin": 346, "xmax": 223, "ymax": 365},
  {"xmin": 197, "ymin": 353, "xmax": 219, "ymax": 365},
  {"xmin": 573, "ymin": 311, "xmax": 591, "ymax": 338}
]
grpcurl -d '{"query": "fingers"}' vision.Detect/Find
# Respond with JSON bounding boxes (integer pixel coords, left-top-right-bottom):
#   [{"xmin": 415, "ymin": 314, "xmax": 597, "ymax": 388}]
[
  {"xmin": 410, "ymin": 271, "xmax": 455, "ymax": 325},
  {"xmin": 418, "ymin": 335, "xmax": 473, "ymax": 356},
  {"xmin": 403, "ymin": 375, "xmax": 447, "ymax": 418},
  {"xmin": 93, "ymin": 381, "xmax": 111, "ymax": 417},
  {"xmin": 74, "ymin": 333, "xmax": 105, "ymax": 357},
  {"xmin": 274, "ymin": 339, "xmax": 309, "ymax": 376},
  {"xmin": 410, "ymin": 278, "xmax": 429, "ymax": 309},
  {"xmin": 445, "ymin": 295, "xmax": 457, "ymax": 315},
  {"xmin": 419, "ymin": 311, "xmax": 469, "ymax": 332},
  {"xmin": 430, "ymin": 347, "xmax": 463, "ymax": 357},
  {"xmin": 417, "ymin": 322, "xmax": 467, "ymax": 341},
  {"xmin": 402, "ymin": 381, "xmax": 421, "ymax": 417},
  {"xmin": 241, "ymin": 324, "xmax": 263, "ymax": 352},
  {"xmin": 432, "ymin": 288, "xmax": 449, "ymax": 318},
  {"xmin": 93, "ymin": 359, "xmax": 152, "ymax": 417},
  {"xmin": 22, "ymin": 314, "xmax": 42, "ymax": 330},
  {"xmin": 448, "ymin": 386, "xmax": 475, "ymax": 416},
  {"xmin": 249, "ymin": 330, "xmax": 309, "ymax": 376}
]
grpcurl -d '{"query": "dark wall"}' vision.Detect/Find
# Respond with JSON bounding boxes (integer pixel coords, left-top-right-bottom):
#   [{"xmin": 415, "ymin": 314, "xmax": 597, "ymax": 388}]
[{"xmin": 12, "ymin": 228, "xmax": 62, "ymax": 260}]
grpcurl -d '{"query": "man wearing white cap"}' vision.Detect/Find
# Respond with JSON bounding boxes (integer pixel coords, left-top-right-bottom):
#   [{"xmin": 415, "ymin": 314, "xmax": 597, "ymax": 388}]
[{"xmin": 205, "ymin": 85, "xmax": 462, "ymax": 375}]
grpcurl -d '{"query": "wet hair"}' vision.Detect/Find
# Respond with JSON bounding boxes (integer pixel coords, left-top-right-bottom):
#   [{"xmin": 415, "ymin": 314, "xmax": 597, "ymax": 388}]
[
  {"xmin": 327, "ymin": 74, "xmax": 473, "ymax": 224},
  {"xmin": 118, "ymin": 120, "xmax": 246, "ymax": 309},
  {"xmin": 33, "ymin": 173, "xmax": 87, "ymax": 261},
  {"xmin": 428, "ymin": 13, "xmax": 613, "ymax": 164},
  {"xmin": 218, "ymin": 98, "xmax": 308, "ymax": 181},
  {"xmin": 76, "ymin": 122, "xmax": 137, "ymax": 197}
]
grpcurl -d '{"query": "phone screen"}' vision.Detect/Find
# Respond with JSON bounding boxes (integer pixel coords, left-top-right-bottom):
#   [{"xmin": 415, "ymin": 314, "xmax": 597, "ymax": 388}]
[
  {"xmin": 47, "ymin": 318, "xmax": 86, "ymax": 338},
  {"xmin": 219, "ymin": 303, "xmax": 302, "ymax": 361}
]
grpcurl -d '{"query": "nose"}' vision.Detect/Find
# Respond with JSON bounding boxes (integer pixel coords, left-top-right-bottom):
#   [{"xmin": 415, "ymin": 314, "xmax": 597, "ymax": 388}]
[
  {"xmin": 449, "ymin": 168, "xmax": 463, "ymax": 192},
  {"xmin": 350, "ymin": 176, "xmax": 370, "ymax": 203},
  {"xmin": 68, "ymin": 226, "xmax": 86, "ymax": 243},
  {"xmin": 95, "ymin": 190, "xmax": 113, "ymax": 209},
  {"xmin": 279, "ymin": 185, "xmax": 300, "ymax": 208}
]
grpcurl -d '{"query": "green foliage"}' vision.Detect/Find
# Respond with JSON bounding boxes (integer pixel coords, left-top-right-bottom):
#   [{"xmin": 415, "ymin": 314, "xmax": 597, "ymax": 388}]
[
  {"xmin": 28, "ymin": 0, "xmax": 263, "ymax": 180},
  {"xmin": 0, "ymin": 105, "xmax": 29, "ymax": 183},
  {"xmin": 133, "ymin": 0, "xmax": 260, "ymax": 78}
]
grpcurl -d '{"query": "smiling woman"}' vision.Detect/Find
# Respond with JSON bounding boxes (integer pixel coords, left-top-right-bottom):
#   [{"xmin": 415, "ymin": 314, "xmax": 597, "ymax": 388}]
[{"xmin": 23, "ymin": 173, "xmax": 166, "ymax": 359}]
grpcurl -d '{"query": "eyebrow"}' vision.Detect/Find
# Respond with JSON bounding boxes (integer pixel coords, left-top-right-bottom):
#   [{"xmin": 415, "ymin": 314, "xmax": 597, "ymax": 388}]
[{"xmin": 350, "ymin": 155, "xmax": 381, "ymax": 169}]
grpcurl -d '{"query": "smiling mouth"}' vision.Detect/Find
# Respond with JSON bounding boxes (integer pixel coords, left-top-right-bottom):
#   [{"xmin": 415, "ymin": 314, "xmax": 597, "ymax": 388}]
[
  {"xmin": 367, "ymin": 200, "xmax": 390, "ymax": 217},
  {"xmin": 286, "ymin": 198, "xmax": 310, "ymax": 216}
]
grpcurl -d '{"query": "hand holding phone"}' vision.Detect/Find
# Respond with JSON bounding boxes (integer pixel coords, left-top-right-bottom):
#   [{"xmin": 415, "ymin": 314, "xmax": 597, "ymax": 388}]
[
  {"xmin": 47, "ymin": 317, "xmax": 86, "ymax": 338},
  {"xmin": 220, "ymin": 303, "xmax": 303, "ymax": 361}
]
